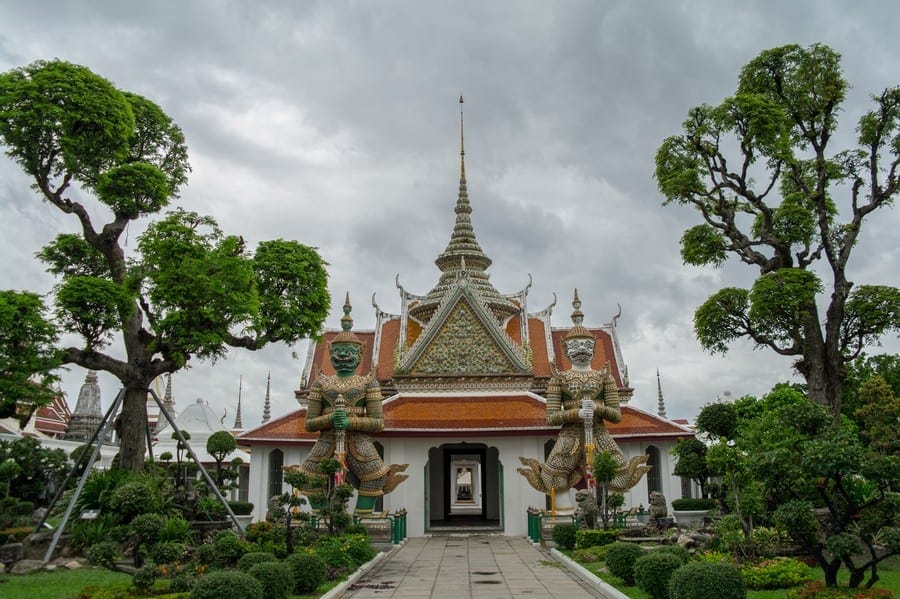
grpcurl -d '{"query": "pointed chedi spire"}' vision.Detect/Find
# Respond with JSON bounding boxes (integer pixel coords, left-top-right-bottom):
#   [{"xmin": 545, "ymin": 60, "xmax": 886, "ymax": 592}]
[
  {"xmin": 262, "ymin": 371, "xmax": 271, "ymax": 423},
  {"xmin": 656, "ymin": 369, "xmax": 668, "ymax": 418},
  {"xmin": 233, "ymin": 375, "xmax": 244, "ymax": 430},
  {"xmin": 409, "ymin": 95, "xmax": 518, "ymax": 324},
  {"xmin": 64, "ymin": 370, "xmax": 103, "ymax": 442}
]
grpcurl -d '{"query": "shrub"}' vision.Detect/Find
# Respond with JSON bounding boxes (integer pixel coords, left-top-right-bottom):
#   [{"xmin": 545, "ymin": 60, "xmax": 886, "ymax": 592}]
[
  {"xmin": 286, "ymin": 551, "xmax": 327, "ymax": 593},
  {"xmin": 634, "ymin": 551, "xmax": 683, "ymax": 599},
  {"xmin": 551, "ymin": 523, "xmax": 578, "ymax": 550},
  {"xmin": 341, "ymin": 533, "xmax": 377, "ymax": 567},
  {"xmin": 108, "ymin": 476, "xmax": 167, "ymax": 521},
  {"xmin": 213, "ymin": 530, "xmax": 247, "ymax": 565},
  {"xmin": 575, "ymin": 528, "xmax": 619, "ymax": 549},
  {"xmin": 168, "ymin": 570, "xmax": 196, "ymax": 593},
  {"xmin": 159, "ymin": 514, "xmax": 192, "ymax": 543},
  {"xmin": 751, "ymin": 526, "xmax": 789, "ymax": 559},
  {"xmin": 131, "ymin": 512, "xmax": 166, "ymax": 548},
  {"xmin": 195, "ymin": 496, "xmax": 227, "ymax": 521},
  {"xmin": 344, "ymin": 522, "xmax": 369, "ymax": 536},
  {"xmin": 669, "ymin": 561, "xmax": 746, "ymax": 599},
  {"xmin": 237, "ymin": 551, "xmax": 278, "ymax": 572},
  {"xmin": 132, "ymin": 564, "xmax": 158, "ymax": 591},
  {"xmin": 248, "ymin": 561, "xmax": 294, "ymax": 599},
  {"xmin": 671, "ymin": 497, "xmax": 717, "ymax": 511},
  {"xmin": 151, "ymin": 541, "xmax": 187, "ymax": 565},
  {"xmin": 190, "ymin": 570, "xmax": 263, "ymax": 599},
  {"xmin": 653, "ymin": 544, "xmax": 691, "ymax": 565},
  {"xmin": 85, "ymin": 540, "xmax": 121, "ymax": 569},
  {"xmin": 740, "ymin": 557, "xmax": 815, "ymax": 590},
  {"xmin": 194, "ymin": 543, "xmax": 217, "ymax": 565},
  {"xmin": 314, "ymin": 535, "xmax": 356, "ymax": 578},
  {"xmin": 69, "ymin": 514, "xmax": 120, "ymax": 551},
  {"xmin": 605, "ymin": 542, "xmax": 644, "ymax": 585},
  {"xmin": 228, "ymin": 500, "xmax": 254, "ymax": 515}
]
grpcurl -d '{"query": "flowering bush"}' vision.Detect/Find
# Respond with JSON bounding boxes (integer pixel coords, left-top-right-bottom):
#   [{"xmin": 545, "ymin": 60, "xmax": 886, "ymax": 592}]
[{"xmin": 740, "ymin": 557, "xmax": 815, "ymax": 590}]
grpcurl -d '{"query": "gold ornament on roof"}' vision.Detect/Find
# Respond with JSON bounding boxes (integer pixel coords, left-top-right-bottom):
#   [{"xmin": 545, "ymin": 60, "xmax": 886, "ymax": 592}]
[
  {"xmin": 333, "ymin": 292, "xmax": 362, "ymax": 346},
  {"xmin": 565, "ymin": 288, "xmax": 593, "ymax": 340}
]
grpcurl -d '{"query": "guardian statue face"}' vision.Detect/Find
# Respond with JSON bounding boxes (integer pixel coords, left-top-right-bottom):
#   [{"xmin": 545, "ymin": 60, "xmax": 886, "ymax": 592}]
[
  {"xmin": 330, "ymin": 342, "xmax": 362, "ymax": 376},
  {"xmin": 565, "ymin": 337, "xmax": 595, "ymax": 369}
]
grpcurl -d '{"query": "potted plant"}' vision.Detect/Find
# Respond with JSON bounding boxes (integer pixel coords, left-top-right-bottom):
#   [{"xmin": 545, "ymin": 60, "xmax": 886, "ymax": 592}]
[{"xmin": 671, "ymin": 497, "xmax": 716, "ymax": 527}]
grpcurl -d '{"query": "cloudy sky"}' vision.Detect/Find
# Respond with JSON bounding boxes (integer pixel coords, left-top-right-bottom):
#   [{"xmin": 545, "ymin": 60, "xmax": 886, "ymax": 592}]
[{"xmin": 1, "ymin": 1, "xmax": 898, "ymax": 429}]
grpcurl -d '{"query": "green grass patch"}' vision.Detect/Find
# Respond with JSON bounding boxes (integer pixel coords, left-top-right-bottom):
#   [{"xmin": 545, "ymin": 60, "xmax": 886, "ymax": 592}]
[{"xmin": 0, "ymin": 567, "xmax": 133, "ymax": 598}]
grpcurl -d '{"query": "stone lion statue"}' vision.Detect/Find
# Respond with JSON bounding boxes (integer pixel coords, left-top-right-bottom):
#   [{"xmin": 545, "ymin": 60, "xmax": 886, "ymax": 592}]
[
  {"xmin": 575, "ymin": 489, "xmax": 599, "ymax": 530},
  {"xmin": 649, "ymin": 491, "xmax": 668, "ymax": 520}
]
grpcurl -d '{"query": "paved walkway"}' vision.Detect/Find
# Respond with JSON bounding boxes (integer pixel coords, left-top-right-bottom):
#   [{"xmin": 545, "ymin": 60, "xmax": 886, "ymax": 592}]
[{"xmin": 337, "ymin": 535, "xmax": 612, "ymax": 598}]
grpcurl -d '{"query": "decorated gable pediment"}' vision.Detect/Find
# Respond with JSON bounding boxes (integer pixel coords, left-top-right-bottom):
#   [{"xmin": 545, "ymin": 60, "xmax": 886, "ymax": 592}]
[{"xmin": 397, "ymin": 282, "xmax": 530, "ymax": 376}]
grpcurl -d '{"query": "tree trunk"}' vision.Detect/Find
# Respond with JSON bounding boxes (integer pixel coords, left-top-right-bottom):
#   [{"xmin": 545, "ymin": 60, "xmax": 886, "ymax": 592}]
[{"xmin": 117, "ymin": 387, "xmax": 149, "ymax": 472}]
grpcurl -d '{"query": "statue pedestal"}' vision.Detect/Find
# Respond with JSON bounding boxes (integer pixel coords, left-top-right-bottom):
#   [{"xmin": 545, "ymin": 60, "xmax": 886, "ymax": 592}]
[{"xmin": 553, "ymin": 488, "xmax": 575, "ymax": 515}]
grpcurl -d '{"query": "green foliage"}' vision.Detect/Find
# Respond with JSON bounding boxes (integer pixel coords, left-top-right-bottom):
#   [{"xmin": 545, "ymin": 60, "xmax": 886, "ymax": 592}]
[
  {"xmin": 572, "ymin": 546, "xmax": 609, "ymax": 563},
  {"xmin": 286, "ymin": 551, "xmax": 327, "ymax": 593},
  {"xmin": 668, "ymin": 561, "xmax": 746, "ymax": 599},
  {"xmin": 159, "ymin": 514, "xmax": 192, "ymax": 543},
  {"xmin": 652, "ymin": 545, "xmax": 691, "ymax": 565},
  {"xmin": 0, "ymin": 291, "xmax": 60, "ymax": 418},
  {"xmin": 853, "ymin": 374, "xmax": 900, "ymax": 455},
  {"xmin": 86, "ymin": 540, "xmax": 121, "ymax": 569},
  {"xmin": 313, "ymin": 534, "xmax": 375, "ymax": 577},
  {"xmin": 788, "ymin": 581, "xmax": 895, "ymax": 599},
  {"xmin": 0, "ymin": 437, "xmax": 69, "ymax": 506},
  {"xmin": 247, "ymin": 560, "xmax": 294, "ymax": 599},
  {"xmin": 212, "ymin": 530, "xmax": 248, "ymax": 565},
  {"xmin": 195, "ymin": 495, "xmax": 227, "ymax": 521},
  {"xmin": 670, "ymin": 497, "xmax": 716, "ymax": 511},
  {"xmin": 132, "ymin": 564, "xmax": 159, "ymax": 591},
  {"xmin": 131, "ymin": 512, "xmax": 166, "ymax": 547},
  {"xmin": 605, "ymin": 541, "xmax": 644, "ymax": 584},
  {"xmin": 194, "ymin": 543, "xmax": 217, "ymax": 566},
  {"xmin": 244, "ymin": 520, "xmax": 287, "ymax": 557},
  {"xmin": 575, "ymin": 528, "xmax": 619, "ymax": 549},
  {"xmin": 227, "ymin": 500, "xmax": 254, "ymax": 515},
  {"xmin": 672, "ymin": 438, "xmax": 710, "ymax": 495},
  {"xmin": 739, "ymin": 557, "xmax": 815, "ymax": 590},
  {"xmin": 551, "ymin": 523, "xmax": 578, "ymax": 550},
  {"xmin": 69, "ymin": 515, "xmax": 120, "ymax": 551},
  {"xmin": 0, "ymin": 59, "xmax": 329, "ymax": 473},
  {"xmin": 634, "ymin": 551, "xmax": 683, "ymax": 599},
  {"xmin": 107, "ymin": 476, "xmax": 168, "ymax": 521},
  {"xmin": 150, "ymin": 541, "xmax": 187, "ymax": 565},
  {"xmin": 74, "ymin": 468, "xmax": 136, "ymax": 515},
  {"xmin": 189, "ymin": 570, "xmax": 263, "ymax": 599},
  {"xmin": 237, "ymin": 551, "xmax": 278, "ymax": 572},
  {"xmin": 655, "ymin": 43, "xmax": 900, "ymax": 415},
  {"xmin": 206, "ymin": 431, "xmax": 236, "ymax": 462}
]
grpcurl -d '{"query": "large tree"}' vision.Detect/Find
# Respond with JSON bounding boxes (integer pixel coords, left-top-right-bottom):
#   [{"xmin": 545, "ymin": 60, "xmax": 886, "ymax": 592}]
[
  {"xmin": 655, "ymin": 44, "xmax": 900, "ymax": 418},
  {"xmin": 0, "ymin": 60, "xmax": 330, "ymax": 471}
]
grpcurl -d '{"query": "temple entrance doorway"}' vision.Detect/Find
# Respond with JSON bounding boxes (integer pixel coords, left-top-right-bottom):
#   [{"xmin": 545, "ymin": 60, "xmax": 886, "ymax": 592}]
[{"xmin": 426, "ymin": 442, "xmax": 502, "ymax": 532}]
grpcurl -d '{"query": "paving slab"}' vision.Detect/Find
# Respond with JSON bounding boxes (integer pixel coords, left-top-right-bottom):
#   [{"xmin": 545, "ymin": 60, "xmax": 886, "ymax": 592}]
[{"xmin": 337, "ymin": 535, "xmax": 616, "ymax": 598}]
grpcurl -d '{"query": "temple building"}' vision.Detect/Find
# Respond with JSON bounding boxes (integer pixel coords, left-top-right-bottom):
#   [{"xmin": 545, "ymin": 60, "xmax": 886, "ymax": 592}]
[{"xmin": 239, "ymin": 111, "xmax": 693, "ymax": 536}]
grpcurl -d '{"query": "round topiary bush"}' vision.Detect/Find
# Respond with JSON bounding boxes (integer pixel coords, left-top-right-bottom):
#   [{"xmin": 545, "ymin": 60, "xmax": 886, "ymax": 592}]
[
  {"xmin": 150, "ymin": 541, "xmax": 187, "ymax": 565},
  {"xmin": 605, "ymin": 541, "xmax": 644, "ymax": 585},
  {"xmin": 669, "ymin": 561, "xmax": 746, "ymax": 599},
  {"xmin": 213, "ymin": 530, "xmax": 247, "ymax": 565},
  {"xmin": 237, "ymin": 551, "xmax": 278, "ymax": 571},
  {"xmin": 653, "ymin": 544, "xmax": 691, "ymax": 565},
  {"xmin": 190, "ymin": 570, "xmax": 263, "ymax": 599},
  {"xmin": 634, "ymin": 551, "xmax": 683, "ymax": 599},
  {"xmin": 131, "ymin": 512, "xmax": 166, "ymax": 548},
  {"xmin": 132, "ymin": 564, "xmax": 159, "ymax": 592},
  {"xmin": 248, "ymin": 560, "xmax": 294, "ymax": 599},
  {"xmin": 551, "ymin": 523, "xmax": 578, "ymax": 550},
  {"xmin": 286, "ymin": 551, "xmax": 327, "ymax": 593}
]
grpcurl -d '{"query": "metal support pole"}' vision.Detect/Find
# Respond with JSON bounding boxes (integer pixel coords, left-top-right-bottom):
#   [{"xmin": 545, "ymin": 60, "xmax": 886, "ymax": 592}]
[
  {"xmin": 43, "ymin": 389, "xmax": 126, "ymax": 563},
  {"xmin": 147, "ymin": 389, "xmax": 242, "ymax": 531}
]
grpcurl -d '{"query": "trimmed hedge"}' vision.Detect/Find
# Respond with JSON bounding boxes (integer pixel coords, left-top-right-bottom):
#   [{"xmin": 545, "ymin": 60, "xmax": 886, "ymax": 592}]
[
  {"xmin": 634, "ymin": 551, "xmax": 683, "ymax": 599},
  {"xmin": 605, "ymin": 542, "xmax": 644, "ymax": 585},
  {"xmin": 248, "ymin": 561, "xmax": 294, "ymax": 599},
  {"xmin": 237, "ymin": 551, "xmax": 279, "ymax": 572},
  {"xmin": 669, "ymin": 561, "xmax": 746, "ymax": 599},
  {"xmin": 575, "ymin": 528, "xmax": 619, "ymax": 549},
  {"xmin": 670, "ymin": 497, "xmax": 716, "ymax": 511},
  {"xmin": 190, "ymin": 570, "xmax": 264, "ymax": 599},
  {"xmin": 286, "ymin": 551, "xmax": 327, "ymax": 593},
  {"xmin": 552, "ymin": 523, "xmax": 578, "ymax": 550}
]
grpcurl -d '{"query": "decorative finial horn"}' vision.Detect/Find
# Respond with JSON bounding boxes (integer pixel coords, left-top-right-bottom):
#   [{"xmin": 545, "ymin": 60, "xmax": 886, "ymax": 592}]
[{"xmin": 459, "ymin": 94, "xmax": 466, "ymax": 179}]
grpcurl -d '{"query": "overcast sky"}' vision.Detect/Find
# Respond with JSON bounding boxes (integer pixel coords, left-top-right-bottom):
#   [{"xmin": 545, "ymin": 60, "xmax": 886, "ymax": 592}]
[{"xmin": 1, "ymin": 1, "xmax": 898, "ymax": 429}]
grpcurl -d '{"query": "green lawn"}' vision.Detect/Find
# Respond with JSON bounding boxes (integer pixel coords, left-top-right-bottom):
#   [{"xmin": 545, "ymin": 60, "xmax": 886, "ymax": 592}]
[
  {"xmin": 579, "ymin": 555, "xmax": 900, "ymax": 598},
  {"xmin": 0, "ymin": 565, "xmax": 347, "ymax": 599}
]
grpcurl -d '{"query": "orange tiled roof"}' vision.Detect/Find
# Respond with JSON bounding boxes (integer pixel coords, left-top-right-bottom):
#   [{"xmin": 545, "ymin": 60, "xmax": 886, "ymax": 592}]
[{"xmin": 239, "ymin": 396, "xmax": 692, "ymax": 445}]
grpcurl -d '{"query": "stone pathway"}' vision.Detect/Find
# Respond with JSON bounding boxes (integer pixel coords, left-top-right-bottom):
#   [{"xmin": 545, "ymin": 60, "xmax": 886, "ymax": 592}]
[{"xmin": 338, "ymin": 535, "xmax": 611, "ymax": 598}]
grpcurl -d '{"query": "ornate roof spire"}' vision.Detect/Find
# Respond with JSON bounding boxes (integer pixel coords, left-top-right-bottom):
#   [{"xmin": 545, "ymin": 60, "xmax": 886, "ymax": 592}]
[
  {"xmin": 63, "ymin": 370, "xmax": 103, "ymax": 442},
  {"xmin": 233, "ymin": 375, "xmax": 244, "ymax": 429},
  {"xmin": 565, "ymin": 288, "xmax": 593, "ymax": 340},
  {"xmin": 262, "ymin": 371, "xmax": 271, "ymax": 423},
  {"xmin": 409, "ymin": 96, "xmax": 517, "ymax": 323},
  {"xmin": 656, "ymin": 369, "xmax": 668, "ymax": 418},
  {"xmin": 333, "ymin": 292, "xmax": 362, "ymax": 345}
]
